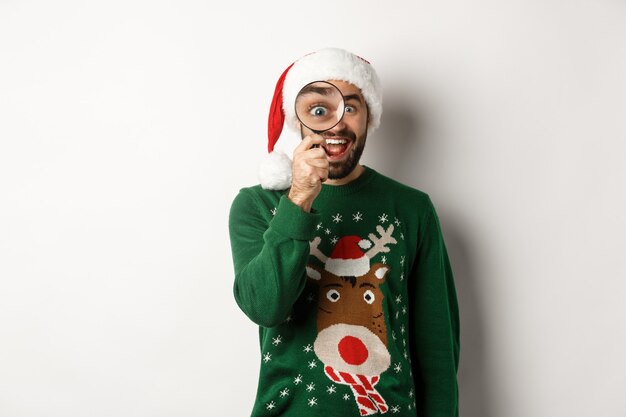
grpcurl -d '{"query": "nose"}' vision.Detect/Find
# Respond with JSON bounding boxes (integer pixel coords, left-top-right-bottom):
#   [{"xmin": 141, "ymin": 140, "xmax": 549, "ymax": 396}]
[
  {"xmin": 338, "ymin": 335, "xmax": 369, "ymax": 365},
  {"xmin": 326, "ymin": 118, "xmax": 347, "ymax": 135}
]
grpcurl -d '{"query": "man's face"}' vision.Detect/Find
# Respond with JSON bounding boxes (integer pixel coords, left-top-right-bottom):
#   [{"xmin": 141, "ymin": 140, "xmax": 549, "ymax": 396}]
[{"xmin": 299, "ymin": 80, "xmax": 369, "ymax": 180}]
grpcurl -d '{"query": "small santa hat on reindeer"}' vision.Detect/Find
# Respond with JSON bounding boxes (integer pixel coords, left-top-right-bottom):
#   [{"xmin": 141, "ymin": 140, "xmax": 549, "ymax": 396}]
[
  {"xmin": 325, "ymin": 236, "xmax": 373, "ymax": 277},
  {"xmin": 260, "ymin": 47, "xmax": 383, "ymax": 190}
]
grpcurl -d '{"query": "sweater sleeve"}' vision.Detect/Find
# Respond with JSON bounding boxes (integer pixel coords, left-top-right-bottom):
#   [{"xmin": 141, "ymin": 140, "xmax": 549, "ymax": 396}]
[
  {"xmin": 409, "ymin": 196, "xmax": 460, "ymax": 417},
  {"xmin": 229, "ymin": 190, "xmax": 321, "ymax": 328}
]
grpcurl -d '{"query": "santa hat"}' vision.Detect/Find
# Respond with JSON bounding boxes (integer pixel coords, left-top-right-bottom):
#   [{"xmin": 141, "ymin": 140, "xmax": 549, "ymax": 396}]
[
  {"xmin": 259, "ymin": 48, "xmax": 383, "ymax": 190},
  {"xmin": 325, "ymin": 236, "xmax": 372, "ymax": 277}
]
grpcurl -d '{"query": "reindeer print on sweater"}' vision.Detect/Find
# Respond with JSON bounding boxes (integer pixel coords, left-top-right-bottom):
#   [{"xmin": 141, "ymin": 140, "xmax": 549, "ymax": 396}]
[{"xmin": 305, "ymin": 225, "xmax": 398, "ymax": 416}]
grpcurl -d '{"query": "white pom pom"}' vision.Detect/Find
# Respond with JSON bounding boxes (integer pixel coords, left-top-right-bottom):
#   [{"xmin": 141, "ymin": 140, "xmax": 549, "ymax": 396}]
[
  {"xmin": 359, "ymin": 239, "xmax": 372, "ymax": 250},
  {"xmin": 259, "ymin": 151, "xmax": 292, "ymax": 190}
]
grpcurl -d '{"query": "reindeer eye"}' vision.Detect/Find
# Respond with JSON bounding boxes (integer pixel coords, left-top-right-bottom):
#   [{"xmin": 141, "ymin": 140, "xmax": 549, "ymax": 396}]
[
  {"xmin": 363, "ymin": 290, "xmax": 375, "ymax": 304},
  {"xmin": 326, "ymin": 289, "xmax": 341, "ymax": 302}
]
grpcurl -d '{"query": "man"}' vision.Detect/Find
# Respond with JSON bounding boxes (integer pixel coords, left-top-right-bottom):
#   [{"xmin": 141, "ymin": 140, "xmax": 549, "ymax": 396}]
[{"xmin": 229, "ymin": 48, "xmax": 460, "ymax": 417}]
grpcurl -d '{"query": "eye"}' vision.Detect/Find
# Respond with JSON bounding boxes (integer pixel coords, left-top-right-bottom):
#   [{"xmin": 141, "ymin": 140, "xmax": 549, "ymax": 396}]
[
  {"xmin": 326, "ymin": 289, "xmax": 341, "ymax": 302},
  {"xmin": 344, "ymin": 105, "xmax": 355, "ymax": 113},
  {"xmin": 363, "ymin": 290, "xmax": 375, "ymax": 304},
  {"xmin": 309, "ymin": 106, "xmax": 328, "ymax": 117}
]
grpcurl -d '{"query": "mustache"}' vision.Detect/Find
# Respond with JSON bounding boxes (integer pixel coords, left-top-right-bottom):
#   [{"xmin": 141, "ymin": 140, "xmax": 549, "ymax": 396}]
[{"xmin": 322, "ymin": 128, "xmax": 356, "ymax": 141}]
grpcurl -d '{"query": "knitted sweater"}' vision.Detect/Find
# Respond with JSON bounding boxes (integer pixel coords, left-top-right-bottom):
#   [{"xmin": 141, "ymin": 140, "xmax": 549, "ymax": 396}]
[{"xmin": 228, "ymin": 166, "xmax": 460, "ymax": 417}]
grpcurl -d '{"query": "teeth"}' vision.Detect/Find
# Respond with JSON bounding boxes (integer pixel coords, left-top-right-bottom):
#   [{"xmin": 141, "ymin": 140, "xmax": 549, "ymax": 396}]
[{"xmin": 325, "ymin": 139, "xmax": 347, "ymax": 145}]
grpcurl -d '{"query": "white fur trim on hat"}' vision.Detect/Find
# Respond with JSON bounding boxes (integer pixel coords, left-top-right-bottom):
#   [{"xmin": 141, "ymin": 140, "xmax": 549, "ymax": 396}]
[
  {"xmin": 325, "ymin": 255, "xmax": 370, "ymax": 278},
  {"xmin": 259, "ymin": 150, "xmax": 292, "ymax": 190},
  {"xmin": 282, "ymin": 48, "xmax": 382, "ymax": 133}
]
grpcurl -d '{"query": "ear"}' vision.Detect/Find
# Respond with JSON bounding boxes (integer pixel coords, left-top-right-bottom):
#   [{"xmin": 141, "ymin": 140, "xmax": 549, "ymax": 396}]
[
  {"xmin": 306, "ymin": 264, "xmax": 323, "ymax": 281},
  {"xmin": 370, "ymin": 263, "xmax": 390, "ymax": 282}
]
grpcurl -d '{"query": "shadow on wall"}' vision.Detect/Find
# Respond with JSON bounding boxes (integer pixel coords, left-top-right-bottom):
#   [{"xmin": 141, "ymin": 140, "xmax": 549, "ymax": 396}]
[
  {"xmin": 370, "ymin": 89, "xmax": 494, "ymax": 417},
  {"xmin": 363, "ymin": 92, "xmax": 419, "ymax": 180},
  {"xmin": 446, "ymin": 222, "xmax": 494, "ymax": 417}
]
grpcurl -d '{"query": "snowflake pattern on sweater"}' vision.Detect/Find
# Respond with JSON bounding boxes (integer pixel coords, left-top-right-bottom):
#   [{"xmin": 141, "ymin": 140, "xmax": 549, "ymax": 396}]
[{"xmin": 258, "ymin": 209, "xmax": 415, "ymax": 416}]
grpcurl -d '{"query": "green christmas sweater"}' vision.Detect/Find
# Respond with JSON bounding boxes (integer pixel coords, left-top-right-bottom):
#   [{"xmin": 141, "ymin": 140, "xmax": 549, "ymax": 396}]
[{"xmin": 228, "ymin": 166, "xmax": 460, "ymax": 417}]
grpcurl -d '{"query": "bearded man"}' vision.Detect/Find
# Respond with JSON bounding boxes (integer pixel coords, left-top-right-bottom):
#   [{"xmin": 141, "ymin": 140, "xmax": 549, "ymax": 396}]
[{"xmin": 229, "ymin": 48, "xmax": 460, "ymax": 417}]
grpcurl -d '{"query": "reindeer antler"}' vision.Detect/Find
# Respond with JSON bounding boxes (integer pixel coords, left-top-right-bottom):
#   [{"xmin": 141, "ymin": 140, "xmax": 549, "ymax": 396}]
[
  {"xmin": 309, "ymin": 236, "xmax": 328, "ymax": 263},
  {"xmin": 365, "ymin": 225, "xmax": 397, "ymax": 259}
]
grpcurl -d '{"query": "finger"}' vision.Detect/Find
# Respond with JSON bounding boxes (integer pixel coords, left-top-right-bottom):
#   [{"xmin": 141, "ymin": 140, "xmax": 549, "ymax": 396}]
[
  {"xmin": 294, "ymin": 134, "xmax": 324, "ymax": 154},
  {"xmin": 306, "ymin": 158, "xmax": 329, "ymax": 169},
  {"xmin": 316, "ymin": 167, "xmax": 329, "ymax": 182},
  {"xmin": 302, "ymin": 147, "xmax": 327, "ymax": 160}
]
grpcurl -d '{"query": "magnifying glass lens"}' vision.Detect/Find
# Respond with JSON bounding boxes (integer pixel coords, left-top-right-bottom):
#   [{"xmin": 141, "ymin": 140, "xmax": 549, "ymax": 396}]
[{"xmin": 295, "ymin": 81, "xmax": 345, "ymax": 133}]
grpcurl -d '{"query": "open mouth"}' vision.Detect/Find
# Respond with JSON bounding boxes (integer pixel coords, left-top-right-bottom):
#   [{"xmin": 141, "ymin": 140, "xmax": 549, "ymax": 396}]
[{"xmin": 322, "ymin": 138, "xmax": 352, "ymax": 161}]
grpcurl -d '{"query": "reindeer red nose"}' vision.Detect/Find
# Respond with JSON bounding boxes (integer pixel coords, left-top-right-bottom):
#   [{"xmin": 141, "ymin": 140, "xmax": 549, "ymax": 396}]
[{"xmin": 338, "ymin": 336, "xmax": 369, "ymax": 365}]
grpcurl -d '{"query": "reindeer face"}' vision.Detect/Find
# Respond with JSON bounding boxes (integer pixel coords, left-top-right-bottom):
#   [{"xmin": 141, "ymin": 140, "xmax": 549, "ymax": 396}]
[{"xmin": 306, "ymin": 263, "xmax": 391, "ymax": 376}]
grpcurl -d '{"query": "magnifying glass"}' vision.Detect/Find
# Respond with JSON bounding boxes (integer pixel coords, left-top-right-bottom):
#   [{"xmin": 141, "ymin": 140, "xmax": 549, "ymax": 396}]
[{"xmin": 294, "ymin": 81, "xmax": 345, "ymax": 135}]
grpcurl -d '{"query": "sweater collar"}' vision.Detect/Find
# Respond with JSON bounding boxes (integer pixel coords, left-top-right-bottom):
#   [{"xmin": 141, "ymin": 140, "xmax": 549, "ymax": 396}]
[{"xmin": 317, "ymin": 165, "xmax": 376, "ymax": 198}]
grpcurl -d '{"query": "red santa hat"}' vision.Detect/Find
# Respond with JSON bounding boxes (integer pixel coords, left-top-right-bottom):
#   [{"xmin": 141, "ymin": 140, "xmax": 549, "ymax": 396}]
[
  {"xmin": 259, "ymin": 48, "xmax": 383, "ymax": 190},
  {"xmin": 325, "ymin": 236, "xmax": 372, "ymax": 277}
]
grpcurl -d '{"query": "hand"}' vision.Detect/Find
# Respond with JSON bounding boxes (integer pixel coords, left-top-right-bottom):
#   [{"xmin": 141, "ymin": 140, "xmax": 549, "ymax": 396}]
[{"xmin": 288, "ymin": 134, "xmax": 328, "ymax": 212}]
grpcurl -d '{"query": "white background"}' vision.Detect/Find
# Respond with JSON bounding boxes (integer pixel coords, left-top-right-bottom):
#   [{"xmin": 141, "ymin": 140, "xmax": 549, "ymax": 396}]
[{"xmin": 1, "ymin": 1, "xmax": 625, "ymax": 416}]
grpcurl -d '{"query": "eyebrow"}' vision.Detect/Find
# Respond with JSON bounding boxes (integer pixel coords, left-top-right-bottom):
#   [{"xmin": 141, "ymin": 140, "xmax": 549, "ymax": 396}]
[
  {"xmin": 324, "ymin": 283, "xmax": 343, "ymax": 288},
  {"xmin": 359, "ymin": 282, "xmax": 376, "ymax": 289},
  {"xmin": 299, "ymin": 85, "xmax": 335, "ymax": 96},
  {"xmin": 343, "ymin": 94, "xmax": 364, "ymax": 104}
]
